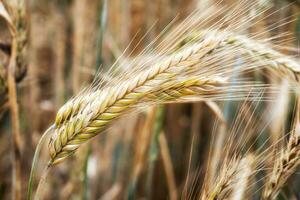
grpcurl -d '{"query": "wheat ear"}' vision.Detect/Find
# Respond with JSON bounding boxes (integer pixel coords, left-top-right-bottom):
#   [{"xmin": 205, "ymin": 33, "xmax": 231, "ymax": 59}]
[
  {"xmin": 48, "ymin": 27, "xmax": 299, "ymax": 165},
  {"xmin": 48, "ymin": 31, "xmax": 263, "ymax": 165},
  {"xmin": 262, "ymin": 128, "xmax": 300, "ymax": 199},
  {"xmin": 203, "ymin": 155, "xmax": 254, "ymax": 200},
  {"xmin": 203, "ymin": 156, "xmax": 241, "ymax": 200},
  {"xmin": 49, "ymin": 34, "xmax": 223, "ymax": 165}
]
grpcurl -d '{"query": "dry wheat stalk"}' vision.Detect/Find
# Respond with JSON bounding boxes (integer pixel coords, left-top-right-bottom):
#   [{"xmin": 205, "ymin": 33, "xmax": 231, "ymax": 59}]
[
  {"xmin": 0, "ymin": 1, "xmax": 27, "ymax": 199},
  {"xmin": 2, "ymin": 0, "xmax": 27, "ymax": 78},
  {"xmin": 263, "ymin": 127, "xmax": 300, "ymax": 199},
  {"xmin": 0, "ymin": 64, "xmax": 7, "ymax": 103},
  {"xmin": 0, "ymin": 0, "xmax": 27, "ymax": 111}
]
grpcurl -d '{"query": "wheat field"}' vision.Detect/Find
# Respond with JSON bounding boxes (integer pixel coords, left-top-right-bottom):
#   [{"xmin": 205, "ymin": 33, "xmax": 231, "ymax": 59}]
[{"xmin": 1, "ymin": 0, "xmax": 300, "ymax": 199}]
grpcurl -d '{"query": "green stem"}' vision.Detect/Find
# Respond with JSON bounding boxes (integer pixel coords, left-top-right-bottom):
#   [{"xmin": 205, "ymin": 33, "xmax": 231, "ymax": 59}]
[
  {"xmin": 82, "ymin": 147, "xmax": 91, "ymax": 200},
  {"xmin": 27, "ymin": 125, "xmax": 54, "ymax": 200},
  {"xmin": 146, "ymin": 105, "xmax": 165, "ymax": 197}
]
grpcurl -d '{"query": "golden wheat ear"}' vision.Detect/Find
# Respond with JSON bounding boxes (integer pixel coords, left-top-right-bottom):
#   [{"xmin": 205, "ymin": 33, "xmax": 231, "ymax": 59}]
[
  {"xmin": 47, "ymin": 30, "xmax": 276, "ymax": 166},
  {"xmin": 262, "ymin": 128, "xmax": 300, "ymax": 200},
  {"xmin": 202, "ymin": 155, "xmax": 255, "ymax": 200},
  {"xmin": 46, "ymin": 28, "xmax": 300, "ymax": 166},
  {"xmin": 262, "ymin": 99, "xmax": 300, "ymax": 200}
]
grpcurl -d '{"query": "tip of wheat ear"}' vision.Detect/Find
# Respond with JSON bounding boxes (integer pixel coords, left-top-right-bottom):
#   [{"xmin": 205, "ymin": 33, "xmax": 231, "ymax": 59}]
[{"xmin": 183, "ymin": 30, "xmax": 300, "ymax": 83}]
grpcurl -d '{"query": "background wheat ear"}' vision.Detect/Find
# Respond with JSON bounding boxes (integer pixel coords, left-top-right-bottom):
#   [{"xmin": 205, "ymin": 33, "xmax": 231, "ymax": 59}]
[
  {"xmin": 262, "ymin": 98, "xmax": 300, "ymax": 200},
  {"xmin": 262, "ymin": 129, "xmax": 300, "ymax": 200},
  {"xmin": 202, "ymin": 155, "xmax": 254, "ymax": 200}
]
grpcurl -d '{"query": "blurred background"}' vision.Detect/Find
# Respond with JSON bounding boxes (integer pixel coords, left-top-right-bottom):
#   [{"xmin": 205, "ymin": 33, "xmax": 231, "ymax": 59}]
[{"xmin": 1, "ymin": 0, "xmax": 300, "ymax": 199}]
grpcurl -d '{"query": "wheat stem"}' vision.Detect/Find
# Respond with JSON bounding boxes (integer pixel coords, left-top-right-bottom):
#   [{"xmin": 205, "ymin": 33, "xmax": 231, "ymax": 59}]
[
  {"xmin": 27, "ymin": 125, "xmax": 54, "ymax": 200},
  {"xmin": 34, "ymin": 166, "xmax": 51, "ymax": 200}
]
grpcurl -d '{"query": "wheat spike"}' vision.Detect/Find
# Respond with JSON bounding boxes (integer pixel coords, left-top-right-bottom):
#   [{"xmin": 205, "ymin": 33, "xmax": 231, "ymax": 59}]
[
  {"xmin": 203, "ymin": 155, "xmax": 255, "ymax": 200},
  {"xmin": 48, "ymin": 30, "xmax": 267, "ymax": 165},
  {"xmin": 49, "ymin": 33, "xmax": 222, "ymax": 165},
  {"xmin": 48, "ymin": 28, "xmax": 300, "ymax": 165},
  {"xmin": 203, "ymin": 156, "xmax": 241, "ymax": 200},
  {"xmin": 47, "ymin": 3, "xmax": 300, "ymax": 165},
  {"xmin": 263, "ymin": 128, "xmax": 300, "ymax": 199}
]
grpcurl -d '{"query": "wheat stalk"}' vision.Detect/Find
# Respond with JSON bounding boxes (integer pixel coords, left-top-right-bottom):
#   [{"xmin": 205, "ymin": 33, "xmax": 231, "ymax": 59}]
[
  {"xmin": 0, "ymin": 64, "xmax": 7, "ymax": 105},
  {"xmin": 0, "ymin": 0, "xmax": 27, "ymax": 114},
  {"xmin": 0, "ymin": 1, "xmax": 27, "ymax": 199}
]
